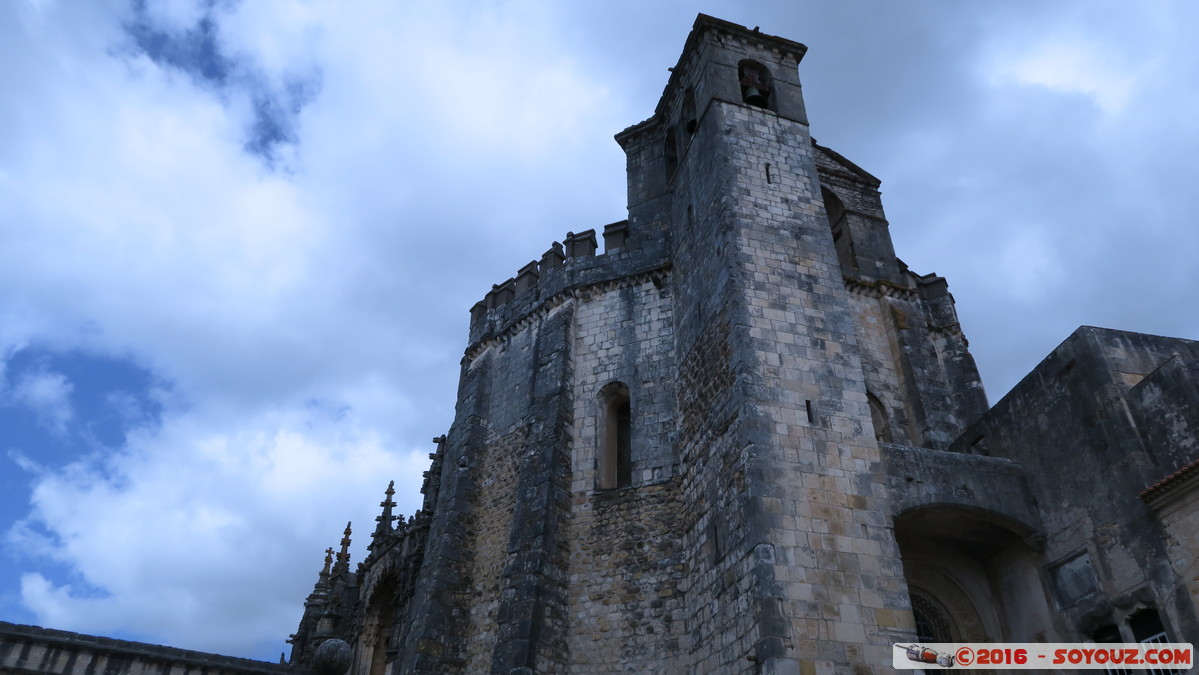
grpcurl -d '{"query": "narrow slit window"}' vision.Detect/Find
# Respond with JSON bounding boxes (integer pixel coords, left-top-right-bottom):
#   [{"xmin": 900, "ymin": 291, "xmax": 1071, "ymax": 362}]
[
  {"xmin": 867, "ymin": 391, "xmax": 892, "ymax": 443},
  {"xmin": 664, "ymin": 126, "xmax": 679, "ymax": 180},
  {"xmin": 598, "ymin": 382, "xmax": 632, "ymax": 489},
  {"xmin": 683, "ymin": 87, "xmax": 698, "ymax": 134},
  {"xmin": 616, "ymin": 396, "xmax": 631, "ymax": 486},
  {"xmin": 822, "ymin": 186, "xmax": 859, "ymax": 274}
]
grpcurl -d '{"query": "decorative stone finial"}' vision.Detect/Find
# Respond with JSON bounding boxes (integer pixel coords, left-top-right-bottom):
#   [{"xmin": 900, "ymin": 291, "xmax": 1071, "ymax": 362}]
[{"xmin": 311, "ymin": 638, "xmax": 352, "ymax": 675}]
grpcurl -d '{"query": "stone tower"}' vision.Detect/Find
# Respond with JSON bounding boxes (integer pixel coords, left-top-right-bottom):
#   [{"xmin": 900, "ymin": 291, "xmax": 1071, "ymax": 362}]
[
  {"xmin": 289, "ymin": 15, "xmax": 987, "ymax": 674},
  {"xmin": 288, "ymin": 14, "xmax": 1199, "ymax": 675},
  {"xmin": 602, "ymin": 14, "xmax": 987, "ymax": 672}
]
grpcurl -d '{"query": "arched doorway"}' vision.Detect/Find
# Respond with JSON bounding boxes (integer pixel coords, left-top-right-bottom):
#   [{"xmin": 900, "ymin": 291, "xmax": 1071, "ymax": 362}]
[
  {"xmin": 895, "ymin": 505, "xmax": 1057, "ymax": 643},
  {"xmin": 360, "ymin": 576, "xmax": 399, "ymax": 675}
]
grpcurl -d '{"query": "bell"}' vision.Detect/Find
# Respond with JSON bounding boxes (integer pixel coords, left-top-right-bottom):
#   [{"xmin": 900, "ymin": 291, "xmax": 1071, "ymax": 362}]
[{"xmin": 743, "ymin": 86, "xmax": 768, "ymax": 107}]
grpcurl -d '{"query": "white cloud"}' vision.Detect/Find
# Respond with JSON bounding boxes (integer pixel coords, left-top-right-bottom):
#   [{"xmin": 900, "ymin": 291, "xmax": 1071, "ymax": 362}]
[
  {"xmin": 10, "ymin": 405, "xmax": 429, "ymax": 655},
  {"xmin": 9, "ymin": 368, "xmax": 74, "ymax": 436},
  {"xmin": 0, "ymin": 0, "xmax": 624, "ymax": 657},
  {"xmin": 993, "ymin": 38, "xmax": 1137, "ymax": 115}
]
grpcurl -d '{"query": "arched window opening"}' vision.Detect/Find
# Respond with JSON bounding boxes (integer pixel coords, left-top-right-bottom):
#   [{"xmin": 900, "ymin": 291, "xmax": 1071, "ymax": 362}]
[
  {"xmin": 738, "ymin": 59, "xmax": 773, "ymax": 109},
  {"xmin": 683, "ymin": 87, "xmax": 698, "ymax": 134},
  {"xmin": 822, "ymin": 186, "xmax": 859, "ymax": 274},
  {"xmin": 911, "ymin": 591, "xmax": 954, "ymax": 643},
  {"xmin": 664, "ymin": 126, "xmax": 679, "ymax": 181},
  {"xmin": 598, "ymin": 382, "xmax": 632, "ymax": 489},
  {"xmin": 868, "ymin": 391, "xmax": 893, "ymax": 444}
]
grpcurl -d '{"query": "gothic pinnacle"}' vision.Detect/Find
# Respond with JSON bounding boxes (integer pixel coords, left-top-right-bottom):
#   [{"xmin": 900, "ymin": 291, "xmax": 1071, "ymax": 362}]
[
  {"xmin": 333, "ymin": 522, "xmax": 352, "ymax": 575},
  {"xmin": 373, "ymin": 480, "xmax": 398, "ymax": 546},
  {"xmin": 308, "ymin": 547, "xmax": 334, "ymax": 599}
]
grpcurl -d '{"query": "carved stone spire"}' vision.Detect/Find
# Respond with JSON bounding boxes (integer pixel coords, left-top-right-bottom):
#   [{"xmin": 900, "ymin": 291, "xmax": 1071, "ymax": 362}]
[
  {"xmin": 299, "ymin": 547, "xmax": 333, "ymax": 622},
  {"xmin": 372, "ymin": 481, "xmax": 397, "ymax": 549},
  {"xmin": 333, "ymin": 522, "xmax": 351, "ymax": 576}
]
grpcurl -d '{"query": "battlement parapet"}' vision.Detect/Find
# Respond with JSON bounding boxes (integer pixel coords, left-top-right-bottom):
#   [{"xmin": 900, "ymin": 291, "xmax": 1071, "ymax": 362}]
[{"xmin": 467, "ymin": 218, "xmax": 670, "ymax": 347}]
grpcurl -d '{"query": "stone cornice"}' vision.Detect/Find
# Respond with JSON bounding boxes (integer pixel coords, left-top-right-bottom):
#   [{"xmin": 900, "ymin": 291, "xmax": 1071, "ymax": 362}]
[{"xmin": 844, "ymin": 277, "xmax": 919, "ymax": 302}]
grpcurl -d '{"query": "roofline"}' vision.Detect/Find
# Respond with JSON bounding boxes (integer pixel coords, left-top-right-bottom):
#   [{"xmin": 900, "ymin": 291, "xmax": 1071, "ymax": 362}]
[
  {"xmin": 1140, "ymin": 457, "xmax": 1199, "ymax": 502},
  {"xmin": 814, "ymin": 140, "xmax": 882, "ymax": 187}
]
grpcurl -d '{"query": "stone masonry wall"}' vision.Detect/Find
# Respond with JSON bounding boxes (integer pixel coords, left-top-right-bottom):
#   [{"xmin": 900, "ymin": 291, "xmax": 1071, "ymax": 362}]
[
  {"xmin": 570, "ymin": 278, "xmax": 677, "ymax": 491},
  {"xmin": 565, "ymin": 277, "xmax": 684, "ymax": 672},
  {"xmin": 667, "ymin": 61, "xmax": 758, "ymax": 673},
  {"xmin": 650, "ymin": 27, "xmax": 918, "ymax": 661},
  {"xmin": 567, "ymin": 482, "xmax": 686, "ymax": 673},
  {"xmin": 815, "ymin": 143, "xmax": 987, "ymax": 451},
  {"xmin": 847, "ymin": 291, "xmax": 915, "ymax": 445},
  {"xmin": 714, "ymin": 99, "xmax": 915, "ymax": 672},
  {"xmin": 463, "ymin": 426, "xmax": 523, "ymax": 670},
  {"xmin": 458, "ymin": 303, "xmax": 576, "ymax": 674},
  {"xmin": 845, "ymin": 285, "xmax": 986, "ymax": 450},
  {"xmin": 948, "ymin": 327, "xmax": 1199, "ymax": 642}
]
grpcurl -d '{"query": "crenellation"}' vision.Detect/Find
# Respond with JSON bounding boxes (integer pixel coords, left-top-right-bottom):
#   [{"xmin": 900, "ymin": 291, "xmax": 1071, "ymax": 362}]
[
  {"xmin": 470, "ymin": 220, "xmax": 667, "ymax": 346},
  {"xmin": 514, "ymin": 260, "xmax": 539, "ymax": 295},
  {"xmin": 600, "ymin": 219, "xmax": 628, "ymax": 251},
  {"xmin": 540, "ymin": 240, "xmax": 565, "ymax": 270},
  {"xmin": 563, "ymin": 229, "xmax": 597, "ymax": 259}
]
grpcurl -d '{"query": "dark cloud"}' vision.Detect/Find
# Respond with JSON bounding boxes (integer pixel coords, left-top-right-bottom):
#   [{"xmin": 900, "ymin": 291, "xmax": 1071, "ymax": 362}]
[
  {"xmin": 125, "ymin": 1, "xmax": 231, "ymax": 85},
  {"xmin": 124, "ymin": 0, "xmax": 321, "ymax": 164}
]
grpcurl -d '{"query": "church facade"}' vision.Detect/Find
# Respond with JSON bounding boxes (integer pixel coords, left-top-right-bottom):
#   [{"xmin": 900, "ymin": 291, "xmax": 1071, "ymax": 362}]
[{"xmin": 287, "ymin": 15, "xmax": 1199, "ymax": 674}]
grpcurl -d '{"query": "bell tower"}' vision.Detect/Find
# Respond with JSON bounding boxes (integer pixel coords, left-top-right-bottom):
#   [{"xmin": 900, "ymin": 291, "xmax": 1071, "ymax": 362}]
[{"xmin": 616, "ymin": 14, "xmax": 920, "ymax": 672}]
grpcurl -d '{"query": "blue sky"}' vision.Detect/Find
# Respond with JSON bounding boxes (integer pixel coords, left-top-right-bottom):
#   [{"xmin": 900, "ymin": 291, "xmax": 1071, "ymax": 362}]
[{"xmin": 2, "ymin": 0, "xmax": 1198, "ymax": 663}]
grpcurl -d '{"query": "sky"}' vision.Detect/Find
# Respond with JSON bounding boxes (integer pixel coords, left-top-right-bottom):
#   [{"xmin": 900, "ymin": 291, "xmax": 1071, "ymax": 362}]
[{"xmin": 2, "ymin": 0, "xmax": 1198, "ymax": 663}]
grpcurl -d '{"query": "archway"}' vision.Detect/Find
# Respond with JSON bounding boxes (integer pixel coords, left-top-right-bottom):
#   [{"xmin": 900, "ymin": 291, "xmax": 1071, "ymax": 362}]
[{"xmin": 895, "ymin": 505, "xmax": 1057, "ymax": 643}]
